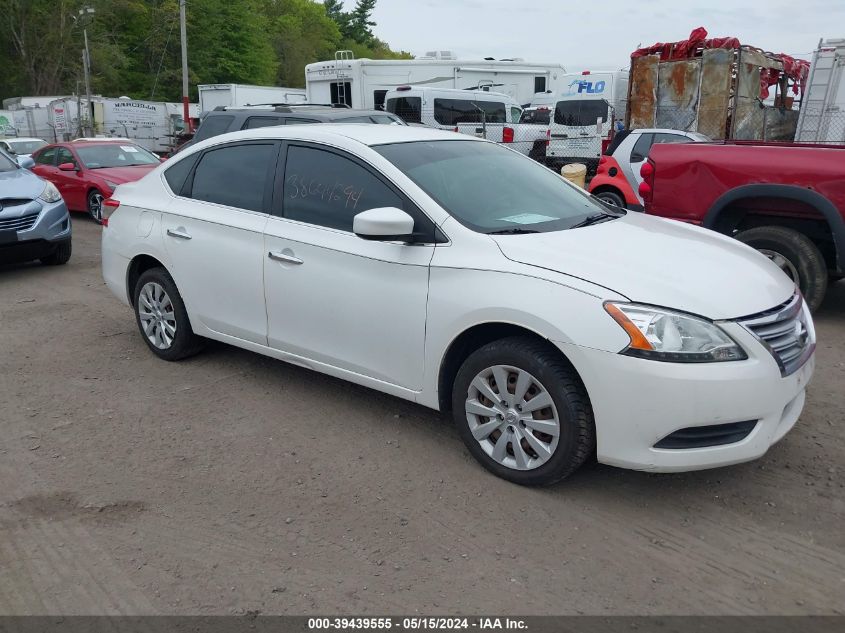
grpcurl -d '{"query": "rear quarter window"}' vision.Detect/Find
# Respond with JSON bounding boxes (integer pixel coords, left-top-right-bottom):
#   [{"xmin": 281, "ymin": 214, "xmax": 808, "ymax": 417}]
[
  {"xmin": 193, "ymin": 114, "xmax": 235, "ymax": 142},
  {"xmin": 164, "ymin": 153, "xmax": 199, "ymax": 195}
]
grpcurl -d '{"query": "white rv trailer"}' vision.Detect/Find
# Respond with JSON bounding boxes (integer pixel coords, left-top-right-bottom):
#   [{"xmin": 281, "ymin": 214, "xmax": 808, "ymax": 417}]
[
  {"xmin": 305, "ymin": 51, "xmax": 567, "ymax": 110},
  {"xmin": 795, "ymin": 38, "xmax": 845, "ymax": 144}
]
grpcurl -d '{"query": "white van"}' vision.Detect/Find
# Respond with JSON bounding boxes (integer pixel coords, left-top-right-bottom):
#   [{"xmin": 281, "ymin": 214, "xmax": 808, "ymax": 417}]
[
  {"xmin": 543, "ymin": 71, "xmax": 628, "ymax": 172},
  {"xmin": 385, "ymin": 87, "xmax": 522, "ymax": 134}
]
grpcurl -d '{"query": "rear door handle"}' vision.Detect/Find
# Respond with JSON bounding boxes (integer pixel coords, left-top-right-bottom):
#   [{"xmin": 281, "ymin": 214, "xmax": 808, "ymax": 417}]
[
  {"xmin": 167, "ymin": 228, "xmax": 192, "ymax": 240},
  {"xmin": 268, "ymin": 250, "xmax": 303, "ymax": 265}
]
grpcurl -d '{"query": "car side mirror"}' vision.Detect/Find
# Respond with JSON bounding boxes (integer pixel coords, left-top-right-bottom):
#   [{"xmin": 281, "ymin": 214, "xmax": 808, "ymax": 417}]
[
  {"xmin": 353, "ymin": 207, "xmax": 415, "ymax": 242},
  {"xmin": 58, "ymin": 162, "xmax": 77, "ymax": 171},
  {"xmin": 17, "ymin": 156, "xmax": 35, "ymax": 169}
]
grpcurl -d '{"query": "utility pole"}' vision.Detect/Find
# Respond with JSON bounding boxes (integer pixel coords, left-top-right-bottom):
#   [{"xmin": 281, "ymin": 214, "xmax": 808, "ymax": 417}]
[
  {"xmin": 179, "ymin": 0, "xmax": 192, "ymax": 132},
  {"xmin": 82, "ymin": 29, "xmax": 92, "ymax": 136}
]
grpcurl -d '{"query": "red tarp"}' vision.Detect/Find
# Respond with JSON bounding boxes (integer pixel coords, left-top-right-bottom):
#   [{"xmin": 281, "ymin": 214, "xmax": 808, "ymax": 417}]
[{"xmin": 631, "ymin": 27, "xmax": 810, "ymax": 98}]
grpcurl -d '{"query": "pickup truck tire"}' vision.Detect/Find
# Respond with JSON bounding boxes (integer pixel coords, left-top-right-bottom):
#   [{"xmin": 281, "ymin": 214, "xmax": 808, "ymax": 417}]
[{"xmin": 735, "ymin": 226, "xmax": 828, "ymax": 311}]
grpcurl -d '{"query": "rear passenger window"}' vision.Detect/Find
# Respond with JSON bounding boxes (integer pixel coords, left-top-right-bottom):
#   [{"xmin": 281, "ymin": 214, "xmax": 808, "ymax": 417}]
[
  {"xmin": 164, "ymin": 153, "xmax": 199, "ymax": 195},
  {"xmin": 189, "ymin": 143, "xmax": 276, "ymax": 212},
  {"xmin": 282, "ymin": 145, "xmax": 403, "ymax": 231},
  {"xmin": 434, "ymin": 99, "xmax": 506, "ymax": 126},
  {"xmin": 243, "ymin": 116, "xmax": 285, "ymax": 130}
]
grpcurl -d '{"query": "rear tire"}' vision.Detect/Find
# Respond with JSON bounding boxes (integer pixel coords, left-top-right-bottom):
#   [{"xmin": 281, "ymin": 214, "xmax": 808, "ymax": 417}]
[
  {"xmin": 451, "ymin": 336, "xmax": 594, "ymax": 486},
  {"xmin": 133, "ymin": 267, "xmax": 204, "ymax": 361},
  {"xmin": 735, "ymin": 226, "xmax": 827, "ymax": 312},
  {"xmin": 40, "ymin": 240, "xmax": 72, "ymax": 266},
  {"xmin": 594, "ymin": 190, "xmax": 625, "ymax": 208}
]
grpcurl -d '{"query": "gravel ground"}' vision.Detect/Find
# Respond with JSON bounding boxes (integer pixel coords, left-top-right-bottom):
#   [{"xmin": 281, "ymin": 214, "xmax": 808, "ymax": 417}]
[{"xmin": 0, "ymin": 217, "xmax": 843, "ymax": 615}]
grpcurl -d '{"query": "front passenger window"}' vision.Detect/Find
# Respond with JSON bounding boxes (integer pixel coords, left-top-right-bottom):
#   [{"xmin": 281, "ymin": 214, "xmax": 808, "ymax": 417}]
[
  {"xmin": 188, "ymin": 143, "xmax": 276, "ymax": 212},
  {"xmin": 282, "ymin": 145, "xmax": 403, "ymax": 232}
]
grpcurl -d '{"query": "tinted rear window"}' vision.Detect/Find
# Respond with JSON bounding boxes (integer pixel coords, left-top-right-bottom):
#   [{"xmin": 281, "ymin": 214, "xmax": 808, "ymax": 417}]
[
  {"xmin": 435, "ymin": 99, "xmax": 506, "ymax": 126},
  {"xmin": 193, "ymin": 114, "xmax": 235, "ymax": 141},
  {"xmin": 164, "ymin": 153, "xmax": 199, "ymax": 195},
  {"xmin": 386, "ymin": 97, "xmax": 421, "ymax": 124},
  {"xmin": 554, "ymin": 100, "xmax": 609, "ymax": 127},
  {"xmin": 520, "ymin": 109, "xmax": 550, "ymax": 124},
  {"xmin": 189, "ymin": 143, "xmax": 276, "ymax": 212}
]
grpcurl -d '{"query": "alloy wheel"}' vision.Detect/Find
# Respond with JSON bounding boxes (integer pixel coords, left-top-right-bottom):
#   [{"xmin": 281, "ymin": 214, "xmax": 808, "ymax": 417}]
[
  {"xmin": 138, "ymin": 282, "xmax": 177, "ymax": 350},
  {"xmin": 88, "ymin": 191, "xmax": 104, "ymax": 223},
  {"xmin": 465, "ymin": 365, "xmax": 560, "ymax": 471}
]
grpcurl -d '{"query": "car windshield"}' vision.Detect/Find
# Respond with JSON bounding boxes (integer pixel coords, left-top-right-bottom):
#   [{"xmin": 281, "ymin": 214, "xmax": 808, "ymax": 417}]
[
  {"xmin": 0, "ymin": 150, "xmax": 18, "ymax": 172},
  {"xmin": 8, "ymin": 139, "xmax": 47, "ymax": 154},
  {"xmin": 375, "ymin": 140, "xmax": 623, "ymax": 233},
  {"xmin": 76, "ymin": 144, "xmax": 160, "ymax": 169}
]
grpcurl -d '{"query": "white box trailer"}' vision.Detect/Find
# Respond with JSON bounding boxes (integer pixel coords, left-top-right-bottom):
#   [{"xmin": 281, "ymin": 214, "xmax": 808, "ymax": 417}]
[
  {"xmin": 94, "ymin": 98, "xmax": 201, "ymax": 153},
  {"xmin": 198, "ymin": 84, "xmax": 306, "ymax": 113},
  {"xmin": 305, "ymin": 52, "xmax": 568, "ymax": 110},
  {"xmin": 795, "ymin": 38, "xmax": 845, "ymax": 143}
]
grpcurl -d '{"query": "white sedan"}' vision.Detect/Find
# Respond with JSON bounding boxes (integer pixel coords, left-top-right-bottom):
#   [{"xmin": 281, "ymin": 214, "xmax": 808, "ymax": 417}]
[{"xmin": 101, "ymin": 124, "xmax": 815, "ymax": 485}]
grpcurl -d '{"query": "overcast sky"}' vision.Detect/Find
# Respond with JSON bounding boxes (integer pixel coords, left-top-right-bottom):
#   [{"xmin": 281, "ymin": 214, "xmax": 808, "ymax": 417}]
[{"xmin": 350, "ymin": 0, "xmax": 843, "ymax": 69}]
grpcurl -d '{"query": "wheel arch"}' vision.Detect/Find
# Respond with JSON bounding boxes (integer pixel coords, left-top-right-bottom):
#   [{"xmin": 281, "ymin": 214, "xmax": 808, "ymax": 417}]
[
  {"xmin": 703, "ymin": 184, "xmax": 845, "ymax": 271},
  {"xmin": 436, "ymin": 321, "xmax": 585, "ymax": 413},
  {"xmin": 126, "ymin": 254, "xmax": 168, "ymax": 306}
]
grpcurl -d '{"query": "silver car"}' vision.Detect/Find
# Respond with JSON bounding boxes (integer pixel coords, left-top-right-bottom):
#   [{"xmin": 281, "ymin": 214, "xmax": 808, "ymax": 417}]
[{"xmin": 0, "ymin": 149, "xmax": 71, "ymax": 266}]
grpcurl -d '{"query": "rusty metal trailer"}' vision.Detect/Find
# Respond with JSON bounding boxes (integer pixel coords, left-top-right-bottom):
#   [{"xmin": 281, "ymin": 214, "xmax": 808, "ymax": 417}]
[{"xmin": 625, "ymin": 31, "xmax": 808, "ymax": 141}]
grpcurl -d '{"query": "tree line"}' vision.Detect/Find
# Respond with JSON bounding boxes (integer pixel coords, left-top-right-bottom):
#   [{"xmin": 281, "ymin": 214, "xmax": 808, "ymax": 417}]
[{"xmin": 0, "ymin": 0, "xmax": 410, "ymax": 103}]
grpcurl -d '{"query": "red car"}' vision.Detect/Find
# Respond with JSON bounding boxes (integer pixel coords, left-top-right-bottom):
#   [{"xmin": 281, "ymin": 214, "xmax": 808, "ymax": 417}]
[{"xmin": 30, "ymin": 140, "xmax": 162, "ymax": 224}]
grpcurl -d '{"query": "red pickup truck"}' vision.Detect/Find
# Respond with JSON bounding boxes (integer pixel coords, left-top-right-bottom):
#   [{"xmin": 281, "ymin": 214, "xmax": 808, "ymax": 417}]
[{"xmin": 641, "ymin": 141, "xmax": 845, "ymax": 311}]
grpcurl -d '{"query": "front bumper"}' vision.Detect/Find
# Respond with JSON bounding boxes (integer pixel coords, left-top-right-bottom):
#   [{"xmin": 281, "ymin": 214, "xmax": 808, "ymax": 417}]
[
  {"xmin": 555, "ymin": 321, "xmax": 815, "ymax": 472},
  {"xmin": 0, "ymin": 199, "xmax": 71, "ymax": 263}
]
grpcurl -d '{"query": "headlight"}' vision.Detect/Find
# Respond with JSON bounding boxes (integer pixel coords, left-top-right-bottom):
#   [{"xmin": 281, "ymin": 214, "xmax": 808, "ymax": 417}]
[
  {"xmin": 38, "ymin": 181, "xmax": 62, "ymax": 203},
  {"xmin": 105, "ymin": 180, "xmax": 120, "ymax": 191},
  {"xmin": 604, "ymin": 302, "xmax": 747, "ymax": 362}
]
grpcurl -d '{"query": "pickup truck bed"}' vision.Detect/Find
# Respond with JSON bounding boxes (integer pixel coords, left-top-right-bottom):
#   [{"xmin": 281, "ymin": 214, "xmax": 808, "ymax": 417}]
[{"xmin": 642, "ymin": 141, "xmax": 845, "ymax": 311}]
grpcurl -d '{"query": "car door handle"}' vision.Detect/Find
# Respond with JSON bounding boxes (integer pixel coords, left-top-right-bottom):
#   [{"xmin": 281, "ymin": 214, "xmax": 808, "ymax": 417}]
[
  {"xmin": 268, "ymin": 250, "xmax": 303, "ymax": 265},
  {"xmin": 167, "ymin": 228, "xmax": 192, "ymax": 240}
]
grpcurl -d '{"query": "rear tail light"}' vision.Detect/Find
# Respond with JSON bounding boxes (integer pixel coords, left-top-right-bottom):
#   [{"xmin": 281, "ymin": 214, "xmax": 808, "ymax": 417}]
[
  {"xmin": 502, "ymin": 127, "xmax": 514, "ymax": 143},
  {"xmin": 546, "ymin": 129, "xmax": 551, "ymax": 147},
  {"xmin": 102, "ymin": 197, "xmax": 120, "ymax": 227},
  {"xmin": 454, "ymin": 126, "xmax": 459, "ymax": 133},
  {"xmin": 639, "ymin": 160, "xmax": 656, "ymax": 203}
]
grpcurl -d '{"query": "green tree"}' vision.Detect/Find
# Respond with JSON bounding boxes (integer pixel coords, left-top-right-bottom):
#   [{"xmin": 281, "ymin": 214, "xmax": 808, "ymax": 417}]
[{"xmin": 347, "ymin": 0, "xmax": 376, "ymax": 45}]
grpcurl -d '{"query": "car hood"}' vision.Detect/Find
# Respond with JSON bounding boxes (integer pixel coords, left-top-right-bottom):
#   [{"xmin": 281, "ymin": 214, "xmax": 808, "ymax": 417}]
[
  {"xmin": 491, "ymin": 212, "xmax": 794, "ymax": 320},
  {"xmin": 89, "ymin": 164, "xmax": 157, "ymax": 184},
  {"xmin": 0, "ymin": 167, "xmax": 46, "ymax": 200}
]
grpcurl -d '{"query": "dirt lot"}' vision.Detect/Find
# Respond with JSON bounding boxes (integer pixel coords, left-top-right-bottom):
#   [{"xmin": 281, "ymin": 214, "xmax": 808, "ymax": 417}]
[{"xmin": 0, "ymin": 217, "xmax": 843, "ymax": 616}]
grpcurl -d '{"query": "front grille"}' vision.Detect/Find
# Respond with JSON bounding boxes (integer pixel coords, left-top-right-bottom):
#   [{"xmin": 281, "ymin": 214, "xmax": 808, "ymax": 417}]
[
  {"xmin": 654, "ymin": 420, "xmax": 758, "ymax": 449},
  {"xmin": 0, "ymin": 198, "xmax": 33, "ymax": 208},
  {"xmin": 740, "ymin": 293, "xmax": 813, "ymax": 377},
  {"xmin": 0, "ymin": 213, "xmax": 39, "ymax": 232}
]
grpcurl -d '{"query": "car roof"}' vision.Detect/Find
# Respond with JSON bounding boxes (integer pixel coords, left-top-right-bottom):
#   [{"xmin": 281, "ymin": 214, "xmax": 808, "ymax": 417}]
[
  {"xmin": 209, "ymin": 107, "xmax": 391, "ymax": 119},
  {"xmin": 198, "ymin": 123, "xmax": 475, "ymax": 149}
]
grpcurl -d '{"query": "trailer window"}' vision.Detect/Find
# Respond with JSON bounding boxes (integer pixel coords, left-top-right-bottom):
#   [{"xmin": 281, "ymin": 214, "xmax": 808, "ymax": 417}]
[
  {"xmin": 433, "ymin": 99, "xmax": 507, "ymax": 126},
  {"xmin": 554, "ymin": 100, "xmax": 609, "ymax": 127},
  {"xmin": 534, "ymin": 77, "xmax": 547, "ymax": 93},
  {"xmin": 386, "ymin": 97, "xmax": 422, "ymax": 124}
]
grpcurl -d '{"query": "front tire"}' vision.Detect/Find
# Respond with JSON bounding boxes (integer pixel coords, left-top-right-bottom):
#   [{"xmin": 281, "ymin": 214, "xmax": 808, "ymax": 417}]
[
  {"xmin": 452, "ymin": 336, "xmax": 595, "ymax": 486},
  {"xmin": 133, "ymin": 267, "xmax": 204, "ymax": 361},
  {"xmin": 87, "ymin": 189, "xmax": 105, "ymax": 225},
  {"xmin": 735, "ymin": 226, "xmax": 828, "ymax": 312},
  {"xmin": 40, "ymin": 240, "xmax": 72, "ymax": 266}
]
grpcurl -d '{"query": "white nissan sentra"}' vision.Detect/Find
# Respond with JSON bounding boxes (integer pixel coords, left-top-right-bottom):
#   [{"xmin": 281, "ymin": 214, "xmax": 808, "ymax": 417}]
[{"xmin": 101, "ymin": 125, "xmax": 815, "ymax": 485}]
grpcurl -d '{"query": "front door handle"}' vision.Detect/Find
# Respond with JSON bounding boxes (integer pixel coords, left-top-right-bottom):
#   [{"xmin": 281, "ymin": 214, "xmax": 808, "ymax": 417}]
[
  {"xmin": 167, "ymin": 228, "xmax": 192, "ymax": 240},
  {"xmin": 268, "ymin": 250, "xmax": 303, "ymax": 265}
]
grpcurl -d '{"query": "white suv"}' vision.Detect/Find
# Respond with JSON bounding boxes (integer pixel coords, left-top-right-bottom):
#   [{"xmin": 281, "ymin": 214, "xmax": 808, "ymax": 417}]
[{"xmin": 101, "ymin": 124, "xmax": 815, "ymax": 485}]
